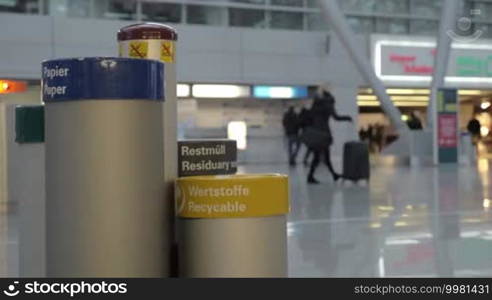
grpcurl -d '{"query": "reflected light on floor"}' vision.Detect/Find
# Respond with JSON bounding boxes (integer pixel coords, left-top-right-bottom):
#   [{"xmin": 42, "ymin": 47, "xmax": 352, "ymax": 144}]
[
  {"xmin": 287, "ymin": 223, "xmax": 296, "ymax": 236},
  {"xmin": 478, "ymin": 158, "xmax": 489, "ymax": 172},
  {"xmin": 378, "ymin": 252, "xmax": 385, "ymax": 278},
  {"xmin": 378, "ymin": 206, "xmax": 394, "ymax": 211},
  {"xmin": 370, "ymin": 223, "xmax": 382, "ymax": 228},
  {"xmin": 460, "ymin": 231, "xmax": 481, "ymax": 238},
  {"xmin": 385, "ymin": 239, "xmax": 420, "ymax": 246},
  {"xmin": 484, "ymin": 199, "xmax": 491, "ymax": 210},
  {"xmin": 462, "ymin": 218, "xmax": 482, "ymax": 223}
]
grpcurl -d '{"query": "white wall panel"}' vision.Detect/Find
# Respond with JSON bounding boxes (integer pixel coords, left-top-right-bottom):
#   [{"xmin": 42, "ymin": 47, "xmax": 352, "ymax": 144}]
[
  {"xmin": 0, "ymin": 14, "xmax": 53, "ymax": 79},
  {"xmin": 0, "ymin": 14, "xmax": 367, "ymax": 86},
  {"xmin": 178, "ymin": 53, "xmax": 243, "ymax": 82}
]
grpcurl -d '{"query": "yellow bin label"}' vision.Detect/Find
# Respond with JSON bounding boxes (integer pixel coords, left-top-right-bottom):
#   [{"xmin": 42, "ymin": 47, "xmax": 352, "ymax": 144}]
[
  {"xmin": 121, "ymin": 40, "xmax": 175, "ymax": 63},
  {"xmin": 160, "ymin": 41, "xmax": 175, "ymax": 63},
  {"xmin": 129, "ymin": 41, "xmax": 148, "ymax": 59},
  {"xmin": 176, "ymin": 174, "xmax": 289, "ymax": 218}
]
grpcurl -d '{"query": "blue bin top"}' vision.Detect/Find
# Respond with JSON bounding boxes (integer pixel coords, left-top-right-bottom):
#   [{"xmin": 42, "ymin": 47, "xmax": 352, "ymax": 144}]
[{"xmin": 41, "ymin": 57, "xmax": 164, "ymax": 103}]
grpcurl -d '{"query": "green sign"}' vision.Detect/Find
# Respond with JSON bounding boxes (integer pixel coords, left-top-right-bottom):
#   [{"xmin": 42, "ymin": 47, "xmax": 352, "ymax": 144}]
[
  {"xmin": 456, "ymin": 55, "xmax": 492, "ymax": 77},
  {"xmin": 15, "ymin": 105, "xmax": 44, "ymax": 144}
]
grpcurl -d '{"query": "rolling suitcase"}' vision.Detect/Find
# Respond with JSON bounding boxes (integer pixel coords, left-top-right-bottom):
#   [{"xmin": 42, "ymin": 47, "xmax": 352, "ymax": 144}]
[{"xmin": 343, "ymin": 141, "xmax": 370, "ymax": 182}]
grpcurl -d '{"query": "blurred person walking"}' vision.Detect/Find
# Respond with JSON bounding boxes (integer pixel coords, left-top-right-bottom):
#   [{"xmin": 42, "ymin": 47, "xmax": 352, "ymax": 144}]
[
  {"xmin": 282, "ymin": 106, "xmax": 300, "ymax": 166},
  {"xmin": 301, "ymin": 87, "xmax": 352, "ymax": 184},
  {"xmin": 298, "ymin": 106, "xmax": 314, "ymax": 166},
  {"xmin": 359, "ymin": 126, "xmax": 368, "ymax": 142},
  {"xmin": 467, "ymin": 117, "xmax": 481, "ymax": 145},
  {"xmin": 366, "ymin": 124, "xmax": 376, "ymax": 153},
  {"xmin": 374, "ymin": 124, "xmax": 385, "ymax": 152},
  {"xmin": 407, "ymin": 111, "xmax": 423, "ymax": 130}
]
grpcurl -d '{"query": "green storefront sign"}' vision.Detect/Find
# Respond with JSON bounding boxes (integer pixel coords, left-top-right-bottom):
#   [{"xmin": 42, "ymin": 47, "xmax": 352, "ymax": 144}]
[{"xmin": 457, "ymin": 55, "xmax": 492, "ymax": 77}]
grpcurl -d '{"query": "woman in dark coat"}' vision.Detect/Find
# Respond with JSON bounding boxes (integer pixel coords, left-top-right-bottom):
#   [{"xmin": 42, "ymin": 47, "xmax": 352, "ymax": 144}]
[{"xmin": 306, "ymin": 89, "xmax": 352, "ymax": 184}]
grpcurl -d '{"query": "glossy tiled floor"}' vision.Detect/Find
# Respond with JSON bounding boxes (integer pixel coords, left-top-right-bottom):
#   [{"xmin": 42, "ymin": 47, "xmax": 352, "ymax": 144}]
[
  {"xmin": 1, "ymin": 158, "xmax": 492, "ymax": 277},
  {"xmin": 240, "ymin": 158, "xmax": 492, "ymax": 277},
  {"xmin": 0, "ymin": 202, "xmax": 17, "ymax": 277}
]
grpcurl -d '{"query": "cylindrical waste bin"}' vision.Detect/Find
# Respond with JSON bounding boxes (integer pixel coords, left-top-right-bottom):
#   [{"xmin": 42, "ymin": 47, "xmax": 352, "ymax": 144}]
[
  {"xmin": 176, "ymin": 174, "xmax": 289, "ymax": 277},
  {"xmin": 43, "ymin": 57, "xmax": 166, "ymax": 277},
  {"xmin": 118, "ymin": 23, "xmax": 178, "ymax": 276}
]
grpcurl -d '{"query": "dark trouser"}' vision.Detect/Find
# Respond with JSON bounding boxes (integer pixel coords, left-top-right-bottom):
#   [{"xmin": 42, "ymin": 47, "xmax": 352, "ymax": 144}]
[
  {"xmin": 287, "ymin": 134, "xmax": 300, "ymax": 164},
  {"xmin": 308, "ymin": 147, "xmax": 338, "ymax": 180},
  {"xmin": 303, "ymin": 148, "xmax": 312, "ymax": 164}
]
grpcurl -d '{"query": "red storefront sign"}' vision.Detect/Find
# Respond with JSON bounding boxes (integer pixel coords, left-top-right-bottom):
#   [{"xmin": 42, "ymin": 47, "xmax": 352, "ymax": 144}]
[{"xmin": 389, "ymin": 53, "xmax": 434, "ymax": 75}]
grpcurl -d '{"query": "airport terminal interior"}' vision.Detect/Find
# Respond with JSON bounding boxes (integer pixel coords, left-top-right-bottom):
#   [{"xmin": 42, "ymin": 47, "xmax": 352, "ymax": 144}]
[{"xmin": 1, "ymin": 0, "xmax": 492, "ymax": 278}]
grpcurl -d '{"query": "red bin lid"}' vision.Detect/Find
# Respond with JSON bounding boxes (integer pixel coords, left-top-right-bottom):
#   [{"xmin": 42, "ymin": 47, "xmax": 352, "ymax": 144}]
[{"xmin": 117, "ymin": 23, "xmax": 178, "ymax": 41}]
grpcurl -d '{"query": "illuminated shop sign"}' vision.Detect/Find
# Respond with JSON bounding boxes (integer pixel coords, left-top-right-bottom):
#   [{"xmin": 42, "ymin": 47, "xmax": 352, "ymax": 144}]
[
  {"xmin": 192, "ymin": 84, "xmax": 250, "ymax": 98},
  {"xmin": 0, "ymin": 80, "xmax": 27, "ymax": 94},
  {"xmin": 373, "ymin": 39, "xmax": 492, "ymax": 83},
  {"xmin": 253, "ymin": 86, "xmax": 308, "ymax": 99}
]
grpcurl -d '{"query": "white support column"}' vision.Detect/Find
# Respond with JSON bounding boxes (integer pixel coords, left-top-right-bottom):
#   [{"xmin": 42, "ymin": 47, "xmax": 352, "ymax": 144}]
[
  {"xmin": 319, "ymin": 0, "xmax": 408, "ymax": 134},
  {"xmin": 136, "ymin": 0, "xmax": 142, "ymax": 22},
  {"xmin": 5, "ymin": 105, "xmax": 45, "ymax": 277},
  {"xmin": 429, "ymin": 0, "xmax": 460, "ymax": 165},
  {"xmin": 428, "ymin": 0, "xmax": 460, "ymax": 128}
]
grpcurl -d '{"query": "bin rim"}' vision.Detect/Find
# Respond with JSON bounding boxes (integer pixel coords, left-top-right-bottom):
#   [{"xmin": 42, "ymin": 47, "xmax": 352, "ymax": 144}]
[{"xmin": 176, "ymin": 173, "xmax": 287, "ymax": 182}]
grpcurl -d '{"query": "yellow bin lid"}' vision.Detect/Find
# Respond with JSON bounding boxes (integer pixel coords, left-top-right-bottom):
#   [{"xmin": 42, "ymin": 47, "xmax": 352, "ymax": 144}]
[{"xmin": 176, "ymin": 174, "xmax": 289, "ymax": 219}]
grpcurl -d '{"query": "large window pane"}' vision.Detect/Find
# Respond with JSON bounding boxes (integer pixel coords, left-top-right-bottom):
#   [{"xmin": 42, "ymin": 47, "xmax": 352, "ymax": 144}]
[
  {"xmin": 0, "ymin": 0, "xmax": 39, "ymax": 14},
  {"xmin": 374, "ymin": 0, "xmax": 409, "ymax": 14},
  {"xmin": 306, "ymin": 13, "xmax": 329, "ymax": 31},
  {"xmin": 229, "ymin": 0, "xmax": 265, "ymax": 4},
  {"xmin": 93, "ymin": 0, "xmax": 136, "ymax": 20},
  {"xmin": 270, "ymin": 11, "xmax": 303, "ymax": 30},
  {"xmin": 338, "ymin": 0, "xmax": 376, "ymax": 13},
  {"xmin": 66, "ymin": 0, "xmax": 90, "ymax": 17},
  {"xmin": 473, "ymin": 2, "xmax": 492, "ymax": 21},
  {"xmin": 187, "ymin": 5, "xmax": 224, "ymax": 26},
  {"xmin": 271, "ymin": 0, "xmax": 303, "ymax": 7},
  {"xmin": 306, "ymin": 0, "xmax": 319, "ymax": 8},
  {"xmin": 410, "ymin": 0, "xmax": 442, "ymax": 17},
  {"xmin": 229, "ymin": 8, "xmax": 266, "ymax": 28},
  {"xmin": 410, "ymin": 20, "xmax": 438, "ymax": 35},
  {"xmin": 375, "ymin": 19, "xmax": 408, "ymax": 34},
  {"xmin": 472, "ymin": 23, "xmax": 492, "ymax": 39},
  {"xmin": 347, "ymin": 17, "xmax": 374, "ymax": 34},
  {"xmin": 46, "ymin": 0, "xmax": 91, "ymax": 17},
  {"xmin": 142, "ymin": 2, "xmax": 181, "ymax": 23}
]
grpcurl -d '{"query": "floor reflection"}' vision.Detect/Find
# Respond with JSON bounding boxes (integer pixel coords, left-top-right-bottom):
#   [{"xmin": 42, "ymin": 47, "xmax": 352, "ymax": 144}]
[
  {"xmin": 1, "ymin": 160, "xmax": 491, "ymax": 277},
  {"xmin": 0, "ymin": 203, "xmax": 6, "ymax": 276},
  {"xmin": 0, "ymin": 202, "xmax": 17, "ymax": 277},
  {"xmin": 242, "ymin": 159, "xmax": 492, "ymax": 277}
]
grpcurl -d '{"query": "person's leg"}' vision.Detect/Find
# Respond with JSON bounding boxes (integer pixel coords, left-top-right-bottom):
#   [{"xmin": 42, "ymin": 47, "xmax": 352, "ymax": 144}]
[
  {"xmin": 323, "ymin": 147, "xmax": 340, "ymax": 181},
  {"xmin": 303, "ymin": 148, "xmax": 312, "ymax": 165},
  {"xmin": 308, "ymin": 150, "xmax": 321, "ymax": 184},
  {"xmin": 283, "ymin": 135, "xmax": 289, "ymax": 159},
  {"xmin": 287, "ymin": 135, "xmax": 293, "ymax": 164},
  {"xmin": 290, "ymin": 135, "xmax": 300, "ymax": 164},
  {"xmin": 292, "ymin": 136, "xmax": 301, "ymax": 160},
  {"xmin": 288, "ymin": 135, "xmax": 296, "ymax": 165}
]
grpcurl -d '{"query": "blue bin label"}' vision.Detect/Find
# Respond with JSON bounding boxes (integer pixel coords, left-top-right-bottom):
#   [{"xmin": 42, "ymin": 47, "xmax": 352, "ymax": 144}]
[
  {"xmin": 43, "ymin": 65, "xmax": 70, "ymax": 98},
  {"xmin": 42, "ymin": 57, "xmax": 165, "ymax": 103}
]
